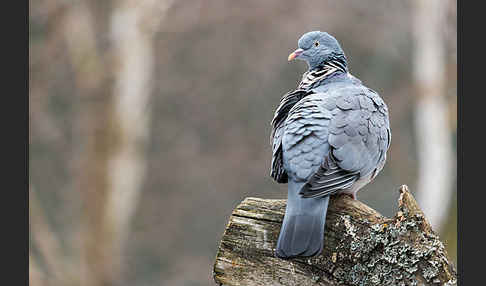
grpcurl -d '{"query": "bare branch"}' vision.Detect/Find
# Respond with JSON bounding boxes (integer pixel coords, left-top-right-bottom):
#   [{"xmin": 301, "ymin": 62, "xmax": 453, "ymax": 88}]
[{"xmin": 29, "ymin": 186, "xmax": 67, "ymax": 284}]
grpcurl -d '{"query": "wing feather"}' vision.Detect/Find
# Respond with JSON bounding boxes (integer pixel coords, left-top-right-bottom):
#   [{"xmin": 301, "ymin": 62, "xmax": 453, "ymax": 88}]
[
  {"xmin": 270, "ymin": 89, "xmax": 312, "ymax": 183},
  {"xmin": 299, "ymin": 87, "xmax": 390, "ymax": 198}
]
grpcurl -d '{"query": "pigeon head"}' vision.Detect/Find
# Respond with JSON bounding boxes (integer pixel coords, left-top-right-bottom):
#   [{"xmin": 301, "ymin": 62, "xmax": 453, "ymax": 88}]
[{"xmin": 288, "ymin": 31, "xmax": 347, "ymax": 70}]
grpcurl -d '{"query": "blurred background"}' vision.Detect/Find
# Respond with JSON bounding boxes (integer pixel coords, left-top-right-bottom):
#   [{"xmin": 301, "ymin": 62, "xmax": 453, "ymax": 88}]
[{"xmin": 29, "ymin": 1, "xmax": 457, "ymax": 285}]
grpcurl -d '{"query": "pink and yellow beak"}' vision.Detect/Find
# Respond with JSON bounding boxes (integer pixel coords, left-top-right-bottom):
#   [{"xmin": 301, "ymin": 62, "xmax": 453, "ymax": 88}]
[{"xmin": 288, "ymin": 48, "xmax": 304, "ymax": 61}]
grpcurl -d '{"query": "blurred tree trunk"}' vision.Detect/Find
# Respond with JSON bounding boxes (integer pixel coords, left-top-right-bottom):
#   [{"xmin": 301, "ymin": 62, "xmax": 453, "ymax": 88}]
[
  {"xmin": 102, "ymin": 0, "xmax": 173, "ymax": 283},
  {"xmin": 62, "ymin": 2, "xmax": 113, "ymax": 285},
  {"xmin": 412, "ymin": 0, "xmax": 454, "ymax": 232},
  {"xmin": 30, "ymin": 185, "xmax": 68, "ymax": 285},
  {"xmin": 59, "ymin": 1, "xmax": 173, "ymax": 285}
]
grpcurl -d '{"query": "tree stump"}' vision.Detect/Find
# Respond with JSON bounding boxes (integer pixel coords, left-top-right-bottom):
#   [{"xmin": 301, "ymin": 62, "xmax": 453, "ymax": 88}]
[{"xmin": 213, "ymin": 185, "xmax": 457, "ymax": 285}]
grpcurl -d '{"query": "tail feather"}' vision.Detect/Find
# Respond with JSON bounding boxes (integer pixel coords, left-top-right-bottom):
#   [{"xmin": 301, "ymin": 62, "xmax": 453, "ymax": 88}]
[{"xmin": 276, "ymin": 180, "xmax": 330, "ymax": 258}]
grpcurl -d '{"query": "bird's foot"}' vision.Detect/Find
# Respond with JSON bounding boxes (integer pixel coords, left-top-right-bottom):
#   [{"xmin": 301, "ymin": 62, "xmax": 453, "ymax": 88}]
[{"xmin": 339, "ymin": 193, "xmax": 356, "ymax": 200}]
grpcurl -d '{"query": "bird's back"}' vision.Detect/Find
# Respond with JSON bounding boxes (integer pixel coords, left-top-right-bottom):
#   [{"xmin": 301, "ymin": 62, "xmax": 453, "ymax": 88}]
[{"xmin": 273, "ymin": 72, "xmax": 390, "ymax": 196}]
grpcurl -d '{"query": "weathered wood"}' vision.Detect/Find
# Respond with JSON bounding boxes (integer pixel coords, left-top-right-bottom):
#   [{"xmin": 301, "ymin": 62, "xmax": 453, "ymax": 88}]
[{"xmin": 213, "ymin": 185, "xmax": 457, "ymax": 286}]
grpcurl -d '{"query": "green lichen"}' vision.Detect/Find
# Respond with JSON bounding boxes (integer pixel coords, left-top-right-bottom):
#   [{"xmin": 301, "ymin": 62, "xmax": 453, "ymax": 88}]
[{"xmin": 329, "ymin": 210, "xmax": 456, "ymax": 285}]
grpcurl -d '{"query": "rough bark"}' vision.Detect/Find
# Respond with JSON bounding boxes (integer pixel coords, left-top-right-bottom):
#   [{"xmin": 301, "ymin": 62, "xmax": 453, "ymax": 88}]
[{"xmin": 213, "ymin": 185, "xmax": 457, "ymax": 286}]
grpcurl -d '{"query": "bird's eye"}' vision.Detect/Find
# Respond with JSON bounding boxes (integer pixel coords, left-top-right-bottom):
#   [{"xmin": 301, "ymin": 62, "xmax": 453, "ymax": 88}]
[{"xmin": 314, "ymin": 41, "xmax": 320, "ymax": 47}]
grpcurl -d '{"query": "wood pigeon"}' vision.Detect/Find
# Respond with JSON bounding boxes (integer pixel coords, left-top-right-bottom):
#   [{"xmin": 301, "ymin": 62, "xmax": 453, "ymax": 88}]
[{"xmin": 270, "ymin": 31, "xmax": 391, "ymax": 258}]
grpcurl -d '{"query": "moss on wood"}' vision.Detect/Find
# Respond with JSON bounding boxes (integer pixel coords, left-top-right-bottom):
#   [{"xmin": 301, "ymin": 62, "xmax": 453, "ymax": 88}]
[{"xmin": 213, "ymin": 185, "xmax": 456, "ymax": 286}]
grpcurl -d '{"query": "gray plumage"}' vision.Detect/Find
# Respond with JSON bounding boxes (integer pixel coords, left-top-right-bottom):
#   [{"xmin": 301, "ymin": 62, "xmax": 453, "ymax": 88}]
[{"xmin": 271, "ymin": 31, "xmax": 391, "ymax": 259}]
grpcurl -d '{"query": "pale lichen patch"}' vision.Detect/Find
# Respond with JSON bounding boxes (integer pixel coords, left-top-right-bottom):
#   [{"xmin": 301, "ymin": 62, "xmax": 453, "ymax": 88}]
[
  {"xmin": 341, "ymin": 214, "xmax": 357, "ymax": 237},
  {"xmin": 328, "ymin": 197, "xmax": 456, "ymax": 285}
]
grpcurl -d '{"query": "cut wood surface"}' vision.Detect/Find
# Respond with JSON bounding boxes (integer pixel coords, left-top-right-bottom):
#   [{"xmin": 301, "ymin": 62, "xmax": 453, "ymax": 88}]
[{"xmin": 213, "ymin": 185, "xmax": 456, "ymax": 286}]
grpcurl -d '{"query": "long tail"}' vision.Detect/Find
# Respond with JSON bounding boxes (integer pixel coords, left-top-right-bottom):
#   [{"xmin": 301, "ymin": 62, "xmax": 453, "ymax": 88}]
[{"xmin": 276, "ymin": 180, "xmax": 330, "ymax": 259}]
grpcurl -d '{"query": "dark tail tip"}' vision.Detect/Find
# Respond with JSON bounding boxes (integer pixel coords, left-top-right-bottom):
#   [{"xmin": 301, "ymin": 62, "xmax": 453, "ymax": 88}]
[
  {"xmin": 275, "ymin": 214, "xmax": 324, "ymax": 259},
  {"xmin": 275, "ymin": 241, "xmax": 323, "ymax": 259}
]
